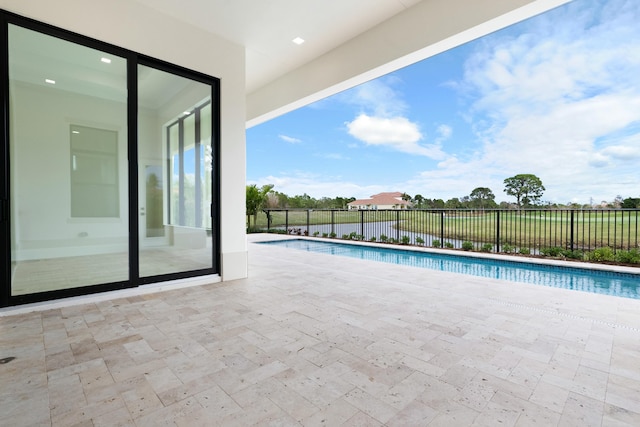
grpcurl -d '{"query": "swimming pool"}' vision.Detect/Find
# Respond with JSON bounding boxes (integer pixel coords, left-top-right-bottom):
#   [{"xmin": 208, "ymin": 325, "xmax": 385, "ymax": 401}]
[{"xmin": 258, "ymin": 239, "xmax": 640, "ymax": 299}]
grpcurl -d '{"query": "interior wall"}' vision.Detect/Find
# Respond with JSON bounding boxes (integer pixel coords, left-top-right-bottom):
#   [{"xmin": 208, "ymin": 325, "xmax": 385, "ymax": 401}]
[
  {"xmin": 11, "ymin": 83, "xmax": 128, "ymax": 260},
  {"xmin": 0, "ymin": 0, "xmax": 248, "ymax": 280}
]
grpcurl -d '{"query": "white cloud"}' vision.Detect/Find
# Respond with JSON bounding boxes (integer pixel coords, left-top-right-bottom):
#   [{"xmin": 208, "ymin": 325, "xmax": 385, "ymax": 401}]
[
  {"xmin": 600, "ymin": 144, "xmax": 640, "ymax": 160},
  {"xmin": 346, "ymin": 114, "xmax": 447, "ymax": 159},
  {"xmin": 347, "ymin": 114, "xmax": 417, "ymax": 145},
  {"xmin": 588, "ymin": 153, "xmax": 609, "ymax": 168},
  {"xmin": 437, "ymin": 125, "xmax": 452, "ymax": 140},
  {"xmin": 339, "ymin": 77, "xmax": 407, "ymax": 117},
  {"xmin": 279, "ymin": 134, "xmax": 301, "ymax": 144}
]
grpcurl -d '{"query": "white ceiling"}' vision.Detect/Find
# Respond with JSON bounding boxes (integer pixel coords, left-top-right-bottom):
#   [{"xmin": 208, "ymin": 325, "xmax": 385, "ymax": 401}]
[{"xmin": 131, "ymin": 0, "xmax": 422, "ymax": 94}]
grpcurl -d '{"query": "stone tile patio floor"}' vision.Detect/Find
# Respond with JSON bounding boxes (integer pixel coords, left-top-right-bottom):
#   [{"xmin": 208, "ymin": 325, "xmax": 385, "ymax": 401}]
[{"xmin": 1, "ymin": 234, "xmax": 640, "ymax": 426}]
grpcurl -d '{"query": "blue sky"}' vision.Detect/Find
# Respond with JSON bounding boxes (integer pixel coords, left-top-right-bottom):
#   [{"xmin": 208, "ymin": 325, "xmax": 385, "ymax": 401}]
[{"xmin": 247, "ymin": 0, "xmax": 640, "ymax": 205}]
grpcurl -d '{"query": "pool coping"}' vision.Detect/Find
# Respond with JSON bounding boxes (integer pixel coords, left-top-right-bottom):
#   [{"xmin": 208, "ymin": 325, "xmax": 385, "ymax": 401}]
[{"xmin": 249, "ymin": 233, "xmax": 640, "ymax": 276}]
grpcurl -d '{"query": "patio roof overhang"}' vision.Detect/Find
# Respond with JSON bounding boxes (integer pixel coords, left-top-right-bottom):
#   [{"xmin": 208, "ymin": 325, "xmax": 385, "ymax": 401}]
[{"xmin": 243, "ymin": 0, "xmax": 571, "ymax": 127}]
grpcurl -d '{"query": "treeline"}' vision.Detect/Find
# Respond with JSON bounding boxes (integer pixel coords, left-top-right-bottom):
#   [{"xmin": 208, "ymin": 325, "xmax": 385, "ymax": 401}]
[
  {"xmin": 247, "ymin": 181, "xmax": 640, "ymax": 223},
  {"xmin": 265, "ymin": 191, "xmax": 355, "ymax": 209},
  {"xmin": 407, "ymin": 195, "xmax": 640, "ymax": 210}
]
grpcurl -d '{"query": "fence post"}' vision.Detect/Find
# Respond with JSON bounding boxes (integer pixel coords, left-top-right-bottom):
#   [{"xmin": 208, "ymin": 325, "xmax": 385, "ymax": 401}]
[
  {"xmin": 496, "ymin": 210, "xmax": 501, "ymax": 252},
  {"xmin": 266, "ymin": 210, "xmax": 271, "ymax": 230},
  {"xmin": 331, "ymin": 210, "xmax": 335, "ymax": 235},
  {"xmin": 440, "ymin": 211, "xmax": 445, "ymax": 245},
  {"xmin": 307, "ymin": 210, "xmax": 310, "ymax": 235},
  {"xmin": 570, "ymin": 210, "xmax": 575, "ymax": 251},
  {"xmin": 360, "ymin": 210, "xmax": 364, "ymax": 237},
  {"xmin": 285, "ymin": 210, "xmax": 289, "ymax": 233},
  {"xmin": 396, "ymin": 210, "xmax": 400, "ymax": 241}
]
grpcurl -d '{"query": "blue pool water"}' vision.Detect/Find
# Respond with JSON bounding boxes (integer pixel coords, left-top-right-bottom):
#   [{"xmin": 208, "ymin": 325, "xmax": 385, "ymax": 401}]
[{"xmin": 258, "ymin": 239, "xmax": 640, "ymax": 299}]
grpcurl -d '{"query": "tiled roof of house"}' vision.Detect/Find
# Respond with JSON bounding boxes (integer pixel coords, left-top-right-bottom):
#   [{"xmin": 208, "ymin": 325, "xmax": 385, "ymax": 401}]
[{"xmin": 348, "ymin": 192, "xmax": 411, "ymax": 206}]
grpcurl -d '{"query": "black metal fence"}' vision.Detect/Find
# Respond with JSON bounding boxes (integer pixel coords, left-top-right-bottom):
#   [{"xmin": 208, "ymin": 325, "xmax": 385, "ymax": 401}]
[{"xmin": 260, "ymin": 209, "xmax": 640, "ymax": 253}]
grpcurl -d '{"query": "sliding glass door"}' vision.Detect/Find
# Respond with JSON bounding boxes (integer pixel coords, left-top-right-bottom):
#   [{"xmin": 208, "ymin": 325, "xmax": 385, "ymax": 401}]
[
  {"xmin": 1, "ymin": 13, "xmax": 219, "ymax": 306},
  {"xmin": 137, "ymin": 64, "xmax": 214, "ymax": 278}
]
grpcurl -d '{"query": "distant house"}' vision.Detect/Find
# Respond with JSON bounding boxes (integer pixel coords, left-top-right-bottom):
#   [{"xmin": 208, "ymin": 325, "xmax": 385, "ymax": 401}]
[{"xmin": 347, "ymin": 192, "xmax": 411, "ymax": 210}]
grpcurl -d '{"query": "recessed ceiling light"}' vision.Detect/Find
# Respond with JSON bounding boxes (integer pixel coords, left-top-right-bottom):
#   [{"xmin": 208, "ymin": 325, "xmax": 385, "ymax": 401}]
[
  {"xmin": 45, "ymin": 79, "xmax": 56, "ymax": 84},
  {"xmin": 183, "ymin": 111, "xmax": 191, "ymax": 115},
  {"xmin": 292, "ymin": 37, "xmax": 305, "ymax": 45},
  {"xmin": 72, "ymin": 130, "xmax": 80, "ymax": 134},
  {"xmin": 101, "ymin": 57, "xmax": 112, "ymax": 64}
]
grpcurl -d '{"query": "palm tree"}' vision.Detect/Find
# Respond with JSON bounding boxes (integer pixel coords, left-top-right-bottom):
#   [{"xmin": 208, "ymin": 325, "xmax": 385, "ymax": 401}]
[{"xmin": 246, "ymin": 184, "xmax": 274, "ymax": 228}]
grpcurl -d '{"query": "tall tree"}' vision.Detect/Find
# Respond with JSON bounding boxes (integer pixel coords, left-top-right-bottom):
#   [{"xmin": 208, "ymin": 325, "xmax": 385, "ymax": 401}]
[
  {"xmin": 621, "ymin": 197, "xmax": 640, "ymax": 208},
  {"xmin": 503, "ymin": 174, "xmax": 545, "ymax": 208},
  {"xmin": 246, "ymin": 184, "xmax": 274, "ymax": 227},
  {"xmin": 469, "ymin": 187, "xmax": 495, "ymax": 209},
  {"xmin": 413, "ymin": 194, "xmax": 424, "ymax": 209}
]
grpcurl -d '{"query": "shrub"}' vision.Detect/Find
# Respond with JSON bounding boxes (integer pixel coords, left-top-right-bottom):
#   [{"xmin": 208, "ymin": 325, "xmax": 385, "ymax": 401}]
[
  {"xmin": 615, "ymin": 249, "xmax": 640, "ymax": 264},
  {"xmin": 312, "ymin": 231, "xmax": 319, "ymax": 237},
  {"xmin": 519, "ymin": 247, "xmax": 531, "ymax": 255},
  {"xmin": 481, "ymin": 243, "xmax": 493, "ymax": 252},
  {"xmin": 379, "ymin": 234, "xmax": 388, "ymax": 243},
  {"xmin": 540, "ymin": 247, "xmax": 563, "ymax": 257},
  {"xmin": 444, "ymin": 242, "xmax": 455, "ymax": 249},
  {"xmin": 589, "ymin": 247, "xmax": 615, "ymax": 262},
  {"xmin": 562, "ymin": 249, "xmax": 585, "ymax": 260},
  {"xmin": 432, "ymin": 240, "xmax": 441, "ymax": 248},
  {"xmin": 415, "ymin": 236, "xmax": 425, "ymax": 245},
  {"xmin": 349, "ymin": 231, "xmax": 357, "ymax": 240},
  {"xmin": 322, "ymin": 232, "xmax": 328, "ymax": 238},
  {"xmin": 400, "ymin": 235, "xmax": 411, "ymax": 245},
  {"xmin": 369, "ymin": 236, "xmax": 377, "ymax": 242},
  {"xmin": 502, "ymin": 244, "xmax": 514, "ymax": 253},
  {"xmin": 355, "ymin": 234, "xmax": 364, "ymax": 241},
  {"xmin": 388, "ymin": 237, "xmax": 398, "ymax": 244},
  {"xmin": 462, "ymin": 241, "xmax": 474, "ymax": 251},
  {"xmin": 329, "ymin": 232, "xmax": 336, "ymax": 238},
  {"xmin": 341, "ymin": 234, "xmax": 350, "ymax": 240}
]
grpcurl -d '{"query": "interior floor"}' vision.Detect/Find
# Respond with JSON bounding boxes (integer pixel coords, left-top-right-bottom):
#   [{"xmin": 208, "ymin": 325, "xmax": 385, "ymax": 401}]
[{"xmin": 11, "ymin": 247, "xmax": 213, "ymax": 295}]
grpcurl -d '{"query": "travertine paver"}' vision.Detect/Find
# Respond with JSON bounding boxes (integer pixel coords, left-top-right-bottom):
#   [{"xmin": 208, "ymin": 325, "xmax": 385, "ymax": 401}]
[{"xmin": 1, "ymin": 233, "xmax": 639, "ymax": 426}]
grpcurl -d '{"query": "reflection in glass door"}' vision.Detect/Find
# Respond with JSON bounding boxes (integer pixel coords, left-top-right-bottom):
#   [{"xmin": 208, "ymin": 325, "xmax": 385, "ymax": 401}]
[
  {"xmin": 138, "ymin": 64, "xmax": 213, "ymax": 278},
  {"xmin": 145, "ymin": 165, "xmax": 165, "ymax": 238},
  {"xmin": 139, "ymin": 162, "xmax": 166, "ymax": 246}
]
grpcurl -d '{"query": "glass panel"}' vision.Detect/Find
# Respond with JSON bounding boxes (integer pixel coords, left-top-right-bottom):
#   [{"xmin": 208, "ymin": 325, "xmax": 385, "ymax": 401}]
[
  {"xmin": 8, "ymin": 25, "xmax": 128, "ymax": 295},
  {"xmin": 138, "ymin": 64, "xmax": 213, "ymax": 277}
]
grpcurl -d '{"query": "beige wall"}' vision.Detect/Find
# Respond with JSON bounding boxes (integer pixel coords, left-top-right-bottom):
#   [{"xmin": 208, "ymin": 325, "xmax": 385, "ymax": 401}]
[{"xmin": 0, "ymin": 0, "xmax": 248, "ymax": 280}]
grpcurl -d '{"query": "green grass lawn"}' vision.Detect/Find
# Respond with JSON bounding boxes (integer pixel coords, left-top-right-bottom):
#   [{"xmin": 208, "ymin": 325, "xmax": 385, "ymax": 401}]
[{"xmin": 398, "ymin": 210, "xmax": 638, "ymax": 249}]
